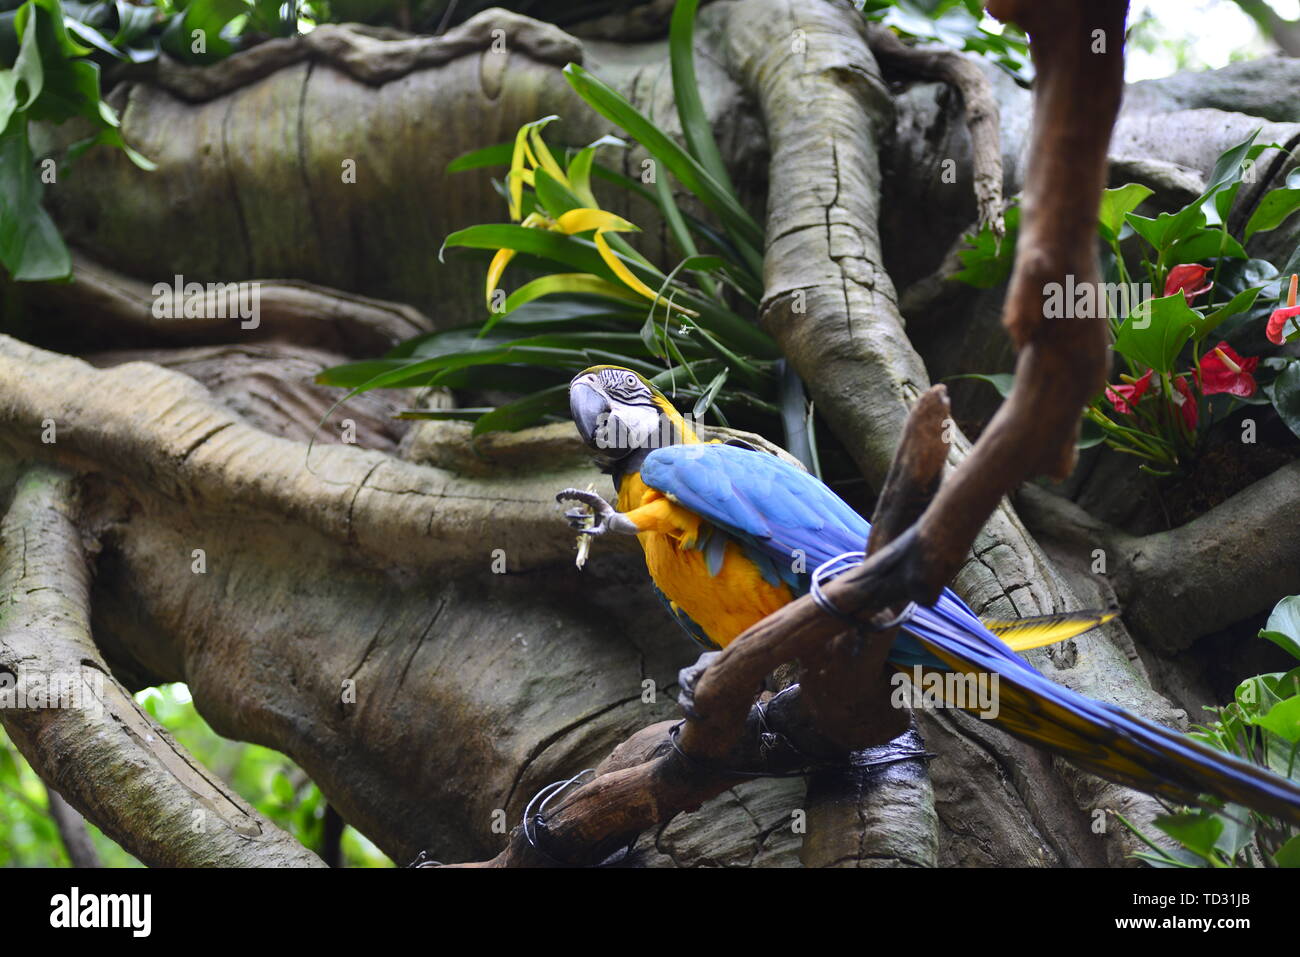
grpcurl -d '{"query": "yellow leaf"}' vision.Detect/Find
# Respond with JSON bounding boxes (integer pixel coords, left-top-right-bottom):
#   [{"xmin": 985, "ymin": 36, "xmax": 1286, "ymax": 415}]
[
  {"xmin": 593, "ymin": 230, "xmax": 696, "ymax": 316},
  {"xmin": 508, "ymin": 116, "xmax": 559, "ymax": 220},
  {"xmin": 556, "ymin": 208, "xmax": 638, "ymax": 236},
  {"xmin": 528, "ymin": 126, "xmax": 568, "ymax": 184},
  {"xmin": 485, "ymin": 247, "xmax": 515, "ymax": 311}
]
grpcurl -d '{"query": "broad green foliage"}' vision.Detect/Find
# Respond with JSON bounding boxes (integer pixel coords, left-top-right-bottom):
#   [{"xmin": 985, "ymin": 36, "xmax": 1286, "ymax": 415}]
[
  {"xmin": 0, "ymin": 0, "xmax": 331, "ymax": 281},
  {"xmin": 0, "ymin": 0, "xmax": 158, "ymax": 280},
  {"xmin": 862, "ymin": 0, "xmax": 1032, "ymax": 85},
  {"xmin": 1119, "ymin": 596, "xmax": 1300, "ymax": 868},
  {"xmin": 0, "ymin": 684, "xmax": 392, "ymax": 865},
  {"xmin": 956, "ymin": 131, "xmax": 1300, "ymax": 476},
  {"xmin": 318, "ymin": 0, "xmax": 821, "ymax": 466}
]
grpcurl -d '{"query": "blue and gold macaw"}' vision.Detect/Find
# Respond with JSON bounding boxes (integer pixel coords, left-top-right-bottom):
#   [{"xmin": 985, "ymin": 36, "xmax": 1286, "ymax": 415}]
[{"xmin": 557, "ymin": 365, "xmax": 1300, "ymax": 825}]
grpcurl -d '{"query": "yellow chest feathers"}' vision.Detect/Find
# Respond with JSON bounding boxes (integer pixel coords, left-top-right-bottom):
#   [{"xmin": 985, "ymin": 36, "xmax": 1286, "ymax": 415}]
[{"xmin": 617, "ymin": 472, "xmax": 792, "ymax": 648}]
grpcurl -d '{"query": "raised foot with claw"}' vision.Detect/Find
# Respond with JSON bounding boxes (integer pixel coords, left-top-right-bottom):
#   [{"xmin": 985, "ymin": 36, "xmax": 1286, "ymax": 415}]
[{"xmin": 555, "ymin": 488, "xmax": 636, "ymax": 536}]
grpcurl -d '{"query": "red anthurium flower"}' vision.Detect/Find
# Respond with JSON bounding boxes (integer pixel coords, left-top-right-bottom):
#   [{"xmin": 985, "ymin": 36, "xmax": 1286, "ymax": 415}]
[
  {"xmin": 1164, "ymin": 264, "xmax": 1213, "ymax": 303},
  {"xmin": 1171, "ymin": 375, "xmax": 1198, "ymax": 431},
  {"xmin": 1106, "ymin": 369, "xmax": 1152, "ymax": 415},
  {"xmin": 1266, "ymin": 273, "xmax": 1300, "ymax": 345},
  {"xmin": 1199, "ymin": 342, "xmax": 1259, "ymax": 397}
]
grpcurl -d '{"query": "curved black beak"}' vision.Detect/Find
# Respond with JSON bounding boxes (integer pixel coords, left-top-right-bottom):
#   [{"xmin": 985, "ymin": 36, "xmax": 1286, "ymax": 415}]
[{"xmin": 569, "ymin": 378, "xmax": 609, "ymax": 449}]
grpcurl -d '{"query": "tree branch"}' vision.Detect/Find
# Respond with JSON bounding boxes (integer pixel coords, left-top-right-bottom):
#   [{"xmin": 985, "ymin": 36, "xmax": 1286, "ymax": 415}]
[
  {"xmin": 0, "ymin": 465, "xmax": 324, "ymax": 867},
  {"xmin": 1018, "ymin": 463, "xmax": 1300, "ymax": 654},
  {"xmin": 866, "ymin": 22, "xmax": 1004, "ymax": 234}
]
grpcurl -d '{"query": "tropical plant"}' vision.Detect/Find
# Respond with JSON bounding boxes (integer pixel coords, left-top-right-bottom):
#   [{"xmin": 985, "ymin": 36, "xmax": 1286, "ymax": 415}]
[
  {"xmin": 955, "ymin": 131, "xmax": 1300, "ymax": 476},
  {"xmin": 0, "ymin": 0, "xmax": 158, "ymax": 280},
  {"xmin": 1118, "ymin": 593, "xmax": 1300, "ymax": 868},
  {"xmin": 317, "ymin": 0, "xmax": 819, "ymax": 467},
  {"xmin": 862, "ymin": 0, "xmax": 1033, "ymax": 85}
]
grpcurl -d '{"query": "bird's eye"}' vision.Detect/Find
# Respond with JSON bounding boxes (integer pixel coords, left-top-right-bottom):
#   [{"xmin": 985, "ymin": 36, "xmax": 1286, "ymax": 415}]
[{"xmin": 625, "ymin": 374, "xmax": 637, "ymax": 389}]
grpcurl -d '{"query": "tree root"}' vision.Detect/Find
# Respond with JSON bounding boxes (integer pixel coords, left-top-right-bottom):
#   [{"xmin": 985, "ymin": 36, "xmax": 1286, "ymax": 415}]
[
  {"xmin": 0, "ymin": 464, "xmax": 325, "ymax": 867},
  {"xmin": 29, "ymin": 252, "xmax": 433, "ymax": 357},
  {"xmin": 866, "ymin": 22, "xmax": 1004, "ymax": 235},
  {"xmin": 1018, "ymin": 470, "xmax": 1300, "ymax": 655},
  {"xmin": 120, "ymin": 12, "xmax": 585, "ymax": 103}
]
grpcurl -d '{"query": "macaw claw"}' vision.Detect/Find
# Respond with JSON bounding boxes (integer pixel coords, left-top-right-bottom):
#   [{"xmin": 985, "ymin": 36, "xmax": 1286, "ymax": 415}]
[
  {"xmin": 676, "ymin": 650, "xmax": 722, "ymax": 721},
  {"xmin": 556, "ymin": 488, "xmax": 634, "ymax": 536}
]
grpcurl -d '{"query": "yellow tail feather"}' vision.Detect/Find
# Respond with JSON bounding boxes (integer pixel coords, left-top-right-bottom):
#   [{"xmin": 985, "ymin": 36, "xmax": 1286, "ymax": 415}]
[{"xmin": 982, "ymin": 608, "xmax": 1119, "ymax": 652}]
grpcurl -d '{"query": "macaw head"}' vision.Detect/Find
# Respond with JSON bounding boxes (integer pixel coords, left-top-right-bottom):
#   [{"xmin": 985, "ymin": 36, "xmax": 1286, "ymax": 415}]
[{"xmin": 569, "ymin": 366, "xmax": 699, "ymax": 462}]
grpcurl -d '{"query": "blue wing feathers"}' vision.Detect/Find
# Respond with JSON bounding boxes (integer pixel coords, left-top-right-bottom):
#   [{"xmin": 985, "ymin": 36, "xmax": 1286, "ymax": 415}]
[{"xmin": 639, "ymin": 442, "xmax": 1300, "ymax": 820}]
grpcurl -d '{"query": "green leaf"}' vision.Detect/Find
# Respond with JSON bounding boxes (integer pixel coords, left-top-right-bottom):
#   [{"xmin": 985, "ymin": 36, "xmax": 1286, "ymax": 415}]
[
  {"xmin": 1251, "ymin": 695, "xmax": 1300, "ymax": 744},
  {"xmin": 692, "ymin": 368, "xmax": 728, "ymax": 419},
  {"xmin": 531, "ymin": 167, "xmax": 583, "ymax": 219},
  {"xmin": 1261, "ymin": 595, "xmax": 1300, "ymax": 661},
  {"xmin": 588, "ymin": 160, "xmax": 752, "ymax": 289},
  {"xmin": 564, "ymin": 134, "xmax": 624, "ymax": 207},
  {"xmin": 64, "ymin": 17, "xmax": 124, "ymax": 59},
  {"xmin": 1153, "ymin": 811, "xmax": 1224, "ymax": 862},
  {"xmin": 1245, "ymin": 187, "xmax": 1300, "ymax": 241},
  {"xmin": 447, "ymin": 141, "xmax": 512, "ymax": 173},
  {"xmin": 1204, "ymin": 181, "xmax": 1241, "ymax": 228},
  {"xmin": 1169, "ymin": 228, "xmax": 1246, "ymax": 264},
  {"xmin": 1275, "ymin": 834, "xmax": 1300, "ymax": 867},
  {"xmin": 0, "ymin": 71, "xmax": 18, "ymax": 139},
  {"xmin": 669, "ymin": 0, "xmax": 734, "ymax": 193},
  {"xmin": 946, "ymin": 372, "xmax": 1015, "ymax": 397},
  {"xmin": 1205, "ymin": 131, "xmax": 1264, "ymax": 196},
  {"xmin": 482, "ymin": 273, "xmax": 645, "ymax": 335},
  {"xmin": 65, "ymin": 124, "xmax": 155, "ymax": 170},
  {"xmin": 327, "ymin": 345, "xmax": 659, "ymax": 396},
  {"xmin": 160, "ymin": 0, "xmax": 246, "ymax": 64},
  {"xmin": 953, "ymin": 204, "xmax": 1020, "ymax": 288},
  {"xmin": 0, "ymin": 115, "xmax": 70, "ymax": 280},
  {"xmin": 1194, "ymin": 285, "xmax": 1261, "ymax": 340},
  {"xmin": 1213, "ymin": 804, "xmax": 1254, "ymax": 858},
  {"xmin": 443, "ymin": 224, "xmax": 617, "ymax": 279},
  {"xmin": 471, "ymin": 384, "xmax": 571, "ymax": 435},
  {"xmin": 1125, "ymin": 205, "xmax": 1206, "ymax": 252},
  {"xmin": 1267, "ymin": 360, "xmax": 1300, "ymax": 442},
  {"xmin": 15, "ymin": 0, "xmax": 91, "ymax": 59},
  {"xmin": 1114, "ymin": 293, "xmax": 1198, "ymax": 373},
  {"xmin": 1198, "ymin": 133, "xmax": 1271, "ymax": 228},
  {"xmin": 1077, "ymin": 415, "xmax": 1106, "ymax": 450},
  {"xmin": 24, "ymin": 56, "xmax": 108, "ymax": 125},
  {"xmin": 562, "ymin": 63, "xmax": 763, "ymax": 249},
  {"xmin": 112, "ymin": 0, "xmax": 157, "ymax": 47},
  {"xmin": 1236, "ymin": 673, "xmax": 1284, "ymax": 719},
  {"xmin": 315, "ymin": 358, "xmax": 411, "ymax": 389},
  {"xmin": 1098, "ymin": 183, "xmax": 1152, "ymax": 242},
  {"xmin": 12, "ymin": 6, "xmax": 43, "ymax": 113}
]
